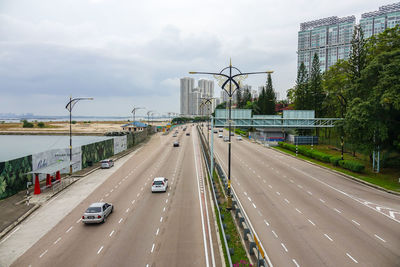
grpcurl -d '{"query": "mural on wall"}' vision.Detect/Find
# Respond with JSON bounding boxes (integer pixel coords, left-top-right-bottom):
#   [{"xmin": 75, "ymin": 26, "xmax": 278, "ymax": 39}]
[
  {"xmin": 127, "ymin": 133, "xmax": 134, "ymax": 148},
  {"xmin": 81, "ymin": 139, "xmax": 114, "ymax": 168},
  {"xmin": 32, "ymin": 147, "xmax": 82, "ymax": 182},
  {"xmin": 113, "ymin": 136, "xmax": 127, "ymax": 155},
  {"xmin": 0, "ymin": 155, "xmax": 32, "ymax": 199}
]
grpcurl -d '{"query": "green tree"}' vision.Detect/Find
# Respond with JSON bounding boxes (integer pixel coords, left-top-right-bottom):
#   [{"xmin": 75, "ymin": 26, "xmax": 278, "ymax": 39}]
[
  {"xmin": 264, "ymin": 73, "xmax": 276, "ymax": 114},
  {"xmin": 348, "ymin": 25, "xmax": 367, "ymax": 99},
  {"xmin": 294, "ymin": 62, "xmax": 310, "ymax": 110},
  {"xmin": 236, "ymin": 88, "xmax": 243, "ymax": 108},
  {"xmin": 257, "ymin": 87, "xmax": 266, "ymax": 114},
  {"xmin": 309, "ymin": 53, "xmax": 325, "ymax": 118}
]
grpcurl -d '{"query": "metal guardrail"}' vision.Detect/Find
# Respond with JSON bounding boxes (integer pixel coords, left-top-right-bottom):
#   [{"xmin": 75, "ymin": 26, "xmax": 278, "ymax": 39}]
[
  {"xmin": 197, "ymin": 126, "xmax": 232, "ymax": 267},
  {"xmin": 197, "ymin": 126, "xmax": 273, "ymax": 267}
]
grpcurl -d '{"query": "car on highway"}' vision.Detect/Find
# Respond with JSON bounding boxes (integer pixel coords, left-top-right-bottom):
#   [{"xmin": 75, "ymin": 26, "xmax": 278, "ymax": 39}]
[
  {"xmin": 82, "ymin": 202, "xmax": 113, "ymax": 224},
  {"xmin": 237, "ymin": 136, "xmax": 243, "ymax": 141},
  {"xmin": 100, "ymin": 159, "xmax": 114, "ymax": 169},
  {"xmin": 173, "ymin": 141, "xmax": 179, "ymax": 147},
  {"xmin": 152, "ymin": 177, "xmax": 168, "ymax": 192},
  {"xmin": 213, "ymin": 129, "xmax": 218, "ymax": 133},
  {"xmin": 219, "ymin": 129, "xmax": 223, "ymax": 132},
  {"xmin": 230, "ymin": 132, "xmax": 234, "ymax": 136},
  {"xmin": 218, "ymin": 133, "xmax": 223, "ymax": 138},
  {"xmin": 186, "ymin": 132, "xmax": 190, "ymax": 136},
  {"xmin": 223, "ymin": 136, "xmax": 229, "ymax": 142}
]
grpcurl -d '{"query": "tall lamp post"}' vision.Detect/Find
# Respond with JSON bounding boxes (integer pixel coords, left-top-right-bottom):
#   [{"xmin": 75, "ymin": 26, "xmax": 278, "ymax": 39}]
[
  {"xmin": 146, "ymin": 110, "xmax": 154, "ymax": 125},
  {"xmin": 190, "ymin": 60, "xmax": 272, "ymax": 209},
  {"xmin": 201, "ymin": 97, "xmax": 214, "ymax": 146},
  {"xmin": 65, "ymin": 96, "xmax": 93, "ymax": 175},
  {"xmin": 131, "ymin": 106, "xmax": 145, "ymax": 122}
]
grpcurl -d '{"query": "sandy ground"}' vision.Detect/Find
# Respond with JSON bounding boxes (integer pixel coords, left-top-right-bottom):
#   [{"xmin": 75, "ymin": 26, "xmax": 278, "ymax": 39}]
[{"xmin": 0, "ymin": 121, "xmax": 169, "ymax": 134}]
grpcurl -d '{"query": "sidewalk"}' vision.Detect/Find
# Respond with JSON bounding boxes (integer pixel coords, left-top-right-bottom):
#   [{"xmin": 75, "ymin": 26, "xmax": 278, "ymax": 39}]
[{"xmin": 0, "ymin": 145, "xmax": 142, "ymax": 267}]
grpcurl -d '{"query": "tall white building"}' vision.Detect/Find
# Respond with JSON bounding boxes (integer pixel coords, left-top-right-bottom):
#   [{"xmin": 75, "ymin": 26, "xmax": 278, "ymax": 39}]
[
  {"xmin": 180, "ymin": 77, "xmax": 194, "ymax": 115},
  {"xmin": 180, "ymin": 78, "xmax": 215, "ymax": 116}
]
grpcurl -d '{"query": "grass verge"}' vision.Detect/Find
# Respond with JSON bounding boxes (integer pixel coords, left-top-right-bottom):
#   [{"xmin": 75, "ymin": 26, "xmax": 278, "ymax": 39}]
[
  {"xmin": 208, "ymin": 169, "xmax": 250, "ymax": 266},
  {"xmin": 274, "ymin": 146, "xmax": 400, "ymax": 192}
]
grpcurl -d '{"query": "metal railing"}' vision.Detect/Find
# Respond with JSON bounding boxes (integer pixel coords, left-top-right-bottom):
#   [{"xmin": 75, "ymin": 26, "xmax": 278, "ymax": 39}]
[{"xmin": 197, "ymin": 126, "xmax": 273, "ymax": 267}]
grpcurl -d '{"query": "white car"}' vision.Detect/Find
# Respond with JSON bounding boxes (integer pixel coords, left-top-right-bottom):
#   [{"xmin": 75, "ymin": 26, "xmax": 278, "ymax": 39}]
[
  {"xmin": 237, "ymin": 136, "xmax": 243, "ymax": 141},
  {"xmin": 223, "ymin": 136, "xmax": 229, "ymax": 142},
  {"xmin": 152, "ymin": 177, "xmax": 168, "ymax": 192},
  {"xmin": 218, "ymin": 134, "xmax": 223, "ymax": 138},
  {"xmin": 82, "ymin": 202, "xmax": 113, "ymax": 224},
  {"xmin": 101, "ymin": 159, "xmax": 114, "ymax": 169}
]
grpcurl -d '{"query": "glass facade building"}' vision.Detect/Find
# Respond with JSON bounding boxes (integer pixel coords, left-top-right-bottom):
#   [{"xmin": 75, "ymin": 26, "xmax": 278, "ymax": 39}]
[
  {"xmin": 298, "ymin": 16, "xmax": 355, "ymax": 73},
  {"xmin": 360, "ymin": 3, "xmax": 400, "ymax": 38},
  {"xmin": 298, "ymin": 2, "xmax": 400, "ymax": 74}
]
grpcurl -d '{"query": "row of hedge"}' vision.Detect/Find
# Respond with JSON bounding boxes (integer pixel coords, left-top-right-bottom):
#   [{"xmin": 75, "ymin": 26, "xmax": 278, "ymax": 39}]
[{"xmin": 278, "ymin": 142, "xmax": 365, "ymax": 173}]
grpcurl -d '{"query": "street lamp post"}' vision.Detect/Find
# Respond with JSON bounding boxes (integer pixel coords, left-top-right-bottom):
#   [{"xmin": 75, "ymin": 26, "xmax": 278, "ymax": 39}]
[
  {"xmin": 190, "ymin": 60, "xmax": 272, "ymax": 209},
  {"xmin": 65, "ymin": 96, "xmax": 93, "ymax": 175},
  {"xmin": 201, "ymin": 97, "xmax": 214, "ymax": 146},
  {"xmin": 131, "ymin": 106, "xmax": 145, "ymax": 122}
]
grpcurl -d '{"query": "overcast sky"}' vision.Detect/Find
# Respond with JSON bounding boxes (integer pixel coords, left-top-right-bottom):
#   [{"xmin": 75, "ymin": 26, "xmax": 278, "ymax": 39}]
[{"xmin": 0, "ymin": 0, "xmax": 394, "ymax": 117}]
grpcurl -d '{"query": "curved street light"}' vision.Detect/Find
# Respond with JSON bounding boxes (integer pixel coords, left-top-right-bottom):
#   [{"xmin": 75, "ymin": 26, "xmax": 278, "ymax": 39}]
[
  {"xmin": 190, "ymin": 60, "xmax": 273, "ymax": 209},
  {"xmin": 65, "ymin": 96, "xmax": 94, "ymax": 175},
  {"xmin": 131, "ymin": 106, "xmax": 145, "ymax": 123}
]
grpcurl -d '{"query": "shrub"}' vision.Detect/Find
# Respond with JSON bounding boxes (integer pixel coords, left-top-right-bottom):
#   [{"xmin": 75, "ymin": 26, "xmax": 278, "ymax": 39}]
[
  {"xmin": 22, "ymin": 120, "xmax": 34, "ymax": 128},
  {"xmin": 37, "ymin": 122, "xmax": 45, "ymax": 128},
  {"xmin": 71, "ymin": 120, "xmax": 77, "ymax": 124},
  {"xmin": 310, "ymin": 151, "xmax": 332, "ymax": 163},
  {"xmin": 330, "ymin": 156, "xmax": 341, "ymax": 166},
  {"xmin": 338, "ymin": 160, "xmax": 365, "ymax": 173}
]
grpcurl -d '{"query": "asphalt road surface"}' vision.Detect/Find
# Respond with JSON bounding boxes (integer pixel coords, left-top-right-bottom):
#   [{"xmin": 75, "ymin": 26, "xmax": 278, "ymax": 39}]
[
  {"xmin": 8, "ymin": 126, "xmax": 221, "ymax": 267},
  {"xmin": 209, "ymin": 127, "xmax": 400, "ymax": 267}
]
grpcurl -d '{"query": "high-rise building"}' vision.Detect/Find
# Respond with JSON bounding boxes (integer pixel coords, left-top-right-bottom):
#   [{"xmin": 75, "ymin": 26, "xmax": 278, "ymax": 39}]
[
  {"xmin": 360, "ymin": 3, "xmax": 400, "ymax": 38},
  {"xmin": 180, "ymin": 77, "xmax": 194, "ymax": 115},
  {"xmin": 180, "ymin": 77, "xmax": 215, "ymax": 116},
  {"xmin": 298, "ymin": 16, "xmax": 355, "ymax": 73},
  {"xmin": 297, "ymin": 2, "xmax": 400, "ymax": 74}
]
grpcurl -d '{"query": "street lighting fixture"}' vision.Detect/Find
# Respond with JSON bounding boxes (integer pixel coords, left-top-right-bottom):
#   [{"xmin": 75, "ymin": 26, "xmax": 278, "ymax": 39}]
[
  {"xmin": 190, "ymin": 60, "xmax": 272, "ymax": 209},
  {"xmin": 146, "ymin": 110, "xmax": 154, "ymax": 125},
  {"xmin": 65, "ymin": 96, "xmax": 94, "ymax": 175},
  {"xmin": 201, "ymin": 97, "xmax": 214, "ymax": 145},
  {"xmin": 131, "ymin": 106, "xmax": 145, "ymax": 122}
]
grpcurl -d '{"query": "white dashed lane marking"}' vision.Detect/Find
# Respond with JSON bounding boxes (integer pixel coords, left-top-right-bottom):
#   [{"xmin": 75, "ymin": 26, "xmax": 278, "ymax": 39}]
[
  {"xmin": 272, "ymin": 230, "xmax": 278, "ymax": 238},
  {"xmin": 281, "ymin": 243, "xmax": 288, "ymax": 252},
  {"xmin": 352, "ymin": 219, "xmax": 360, "ymax": 226},
  {"xmin": 346, "ymin": 253, "xmax": 358, "ymax": 263},
  {"xmin": 109, "ymin": 230, "xmax": 114, "ymax": 237},
  {"xmin": 39, "ymin": 249, "xmax": 48, "ymax": 258},
  {"xmin": 324, "ymin": 234, "xmax": 333, "ymax": 241},
  {"xmin": 97, "ymin": 246, "xmax": 103, "ymax": 254},
  {"xmin": 375, "ymin": 234, "xmax": 386, "ymax": 243},
  {"xmin": 54, "ymin": 237, "xmax": 61, "ymax": 245}
]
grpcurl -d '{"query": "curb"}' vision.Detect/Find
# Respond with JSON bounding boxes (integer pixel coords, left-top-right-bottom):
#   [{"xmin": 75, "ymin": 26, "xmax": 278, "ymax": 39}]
[
  {"xmin": 269, "ymin": 146, "xmax": 400, "ymax": 197},
  {"xmin": 0, "ymin": 204, "xmax": 40, "ymax": 241},
  {"xmin": 0, "ymin": 138, "xmax": 149, "ymax": 243}
]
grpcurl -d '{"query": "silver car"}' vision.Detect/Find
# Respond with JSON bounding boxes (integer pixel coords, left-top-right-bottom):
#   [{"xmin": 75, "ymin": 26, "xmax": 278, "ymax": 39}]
[{"xmin": 82, "ymin": 202, "xmax": 113, "ymax": 224}]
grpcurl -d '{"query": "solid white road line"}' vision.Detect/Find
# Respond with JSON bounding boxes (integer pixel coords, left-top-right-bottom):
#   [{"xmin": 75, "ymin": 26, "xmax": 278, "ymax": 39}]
[
  {"xmin": 324, "ymin": 234, "xmax": 333, "ymax": 241},
  {"xmin": 97, "ymin": 246, "xmax": 103, "ymax": 254},
  {"xmin": 109, "ymin": 230, "xmax": 114, "ymax": 237},
  {"xmin": 281, "ymin": 243, "xmax": 288, "ymax": 252},
  {"xmin": 272, "ymin": 230, "xmax": 278, "ymax": 238},
  {"xmin": 346, "ymin": 253, "xmax": 358, "ymax": 263},
  {"xmin": 352, "ymin": 219, "xmax": 360, "ymax": 226},
  {"xmin": 39, "ymin": 249, "xmax": 48, "ymax": 258},
  {"xmin": 54, "ymin": 237, "xmax": 61, "ymax": 244},
  {"xmin": 0, "ymin": 226, "xmax": 20, "ymax": 244},
  {"xmin": 374, "ymin": 234, "xmax": 386, "ymax": 243}
]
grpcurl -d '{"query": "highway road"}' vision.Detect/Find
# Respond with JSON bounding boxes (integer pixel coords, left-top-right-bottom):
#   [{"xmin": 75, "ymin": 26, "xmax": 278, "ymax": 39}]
[
  {"xmin": 7, "ymin": 126, "xmax": 221, "ymax": 267},
  {"xmin": 210, "ymin": 127, "xmax": 400, "ymax": 267}
]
